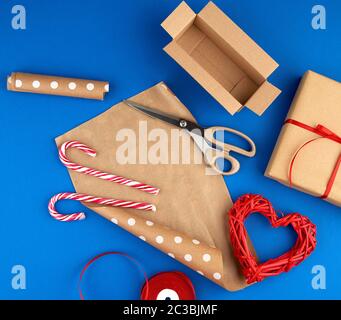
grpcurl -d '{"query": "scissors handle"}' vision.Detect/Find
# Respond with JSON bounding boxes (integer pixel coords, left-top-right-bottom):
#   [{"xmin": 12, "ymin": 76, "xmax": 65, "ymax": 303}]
[
  {"xmin": 204, "ymin": 126, "xmax": 256, "ymax": 157},
  {"xmin": 205, "ymin": 151, "xmax": 241, "ymax": 176},
  {"xmin": 203, "ymin": 126, "xmax": 256, "ymax": 176}
]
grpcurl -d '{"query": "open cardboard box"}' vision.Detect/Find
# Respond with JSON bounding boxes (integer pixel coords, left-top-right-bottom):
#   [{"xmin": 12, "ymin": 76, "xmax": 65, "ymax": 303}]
[{"xmin": 162, "ymin": 1, "xmax": 281, "ymax": 116}]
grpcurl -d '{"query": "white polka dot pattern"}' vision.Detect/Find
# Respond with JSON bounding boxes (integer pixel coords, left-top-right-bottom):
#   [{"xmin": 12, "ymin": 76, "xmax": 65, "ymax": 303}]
[
  {"xmin": 7, "ymin": 72, "xmax": 110, "ymax": 100},
  {"xmin": 86, "ymin": 83, "xmax": 95, "ymax": 91},
  {"xmin": 202, "ymin": 254, "xmax": 211, "ymax": 262},
  {"xmin": 15, "ymin": 79, "xmax": 22, "ymax": 88},
  {"xmin": 127, "ymin": 218, "xmax": 136, "ymax": 226},
  {"xmin": 174, "ymin": 236, "xmax": 183, "ymax": 244},
  {"xmin": 105, "ymin": 214, "xmax": 222, "ymax": 285},
  {"xmin": 213, "ymin": 273, "xmax": 222, "ymax": 280},
  {"xmin": 50, "ymin": 81, "xmax": 59, "ymax": 89},
  {"xmin": 117, "ymin": 219, "xmax": 221, "ymax": 282},
  {"xmin": 102, "ymin": 212, "xmax": 222, "ymax": 284},
  {"xmin": 184, "ymin": 254, "xmax": 192, "ymax": 262},
  {"xmin": 68, "ymin": 82, "xmax": 77, "ymax": 90},
  {"xmin": 32, "ymin": 80, "xmax": 40, "ymax": 88},
  {"xmin": 156, "ymin": 236, "xmax": 164, "ymax": 244}
]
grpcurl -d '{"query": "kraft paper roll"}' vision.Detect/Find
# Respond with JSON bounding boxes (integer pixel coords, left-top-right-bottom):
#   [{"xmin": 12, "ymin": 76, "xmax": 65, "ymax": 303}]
[{"xmin": 7, "ymin": 72, "xmax": 109, "ymax": 100}]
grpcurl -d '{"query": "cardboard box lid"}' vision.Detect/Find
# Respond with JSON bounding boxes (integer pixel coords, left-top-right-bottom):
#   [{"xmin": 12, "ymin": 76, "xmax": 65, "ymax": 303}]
[
  {"xmin": 245, "ymin": 81, "xmax": 282, "ymax": 116},
  {"xmin": 161, "ymin": 2, "xmax": 196, "ymax": 39}
]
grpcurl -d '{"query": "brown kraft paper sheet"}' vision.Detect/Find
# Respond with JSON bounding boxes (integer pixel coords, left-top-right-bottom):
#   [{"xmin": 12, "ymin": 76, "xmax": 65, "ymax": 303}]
[
  {"xmin": 55, "ymin": 82, "xmax": 249, "ymax": 291},
  {"xmin": 266, "ymin": 70, "xmax": 341, "ymax": 206}
]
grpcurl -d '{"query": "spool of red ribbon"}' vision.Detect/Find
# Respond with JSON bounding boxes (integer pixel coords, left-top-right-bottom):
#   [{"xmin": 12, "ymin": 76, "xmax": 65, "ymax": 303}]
[{"xmin": 141, "ymin": 271, "xmax": 196, "ymax": 300}]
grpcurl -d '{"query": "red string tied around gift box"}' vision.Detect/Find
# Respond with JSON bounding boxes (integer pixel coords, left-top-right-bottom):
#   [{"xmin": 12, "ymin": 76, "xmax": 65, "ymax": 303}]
[
  {"xmin": 228, "ymin": 194, "xmax": 317, "ymax": 284},
  {"xmin": 286, "ymin": 119, "xmax": 341, "ymax": 199}
]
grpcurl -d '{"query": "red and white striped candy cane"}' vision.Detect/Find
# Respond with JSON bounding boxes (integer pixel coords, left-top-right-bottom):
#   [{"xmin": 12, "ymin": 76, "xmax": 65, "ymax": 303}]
[
  {"xmin": 48, "ymin": 192, "xmax": 156, "ymax": 222},
  {"xmin": 59, "ymin": 141, "xmax": 160, "ymax": 195}
]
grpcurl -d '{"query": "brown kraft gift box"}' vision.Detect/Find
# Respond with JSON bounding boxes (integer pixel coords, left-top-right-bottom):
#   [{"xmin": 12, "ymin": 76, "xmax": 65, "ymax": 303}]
[
  {"xmin": 161, "ymin": 1, "xmax": 281, "ymax": 116},
  {"xmin": 266, "ymin": 70, "xmax": 341, "ymax": 207}
]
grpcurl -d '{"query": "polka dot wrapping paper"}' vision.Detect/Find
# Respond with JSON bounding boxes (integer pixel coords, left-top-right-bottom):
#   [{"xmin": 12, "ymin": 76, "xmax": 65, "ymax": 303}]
[
  {"xmin": 55, "ymin": 82, "xmax": 250, "ymax": 291},
  {"xmin": 7, "ymin": 72, "xmax": 109, "ymax": 100}
]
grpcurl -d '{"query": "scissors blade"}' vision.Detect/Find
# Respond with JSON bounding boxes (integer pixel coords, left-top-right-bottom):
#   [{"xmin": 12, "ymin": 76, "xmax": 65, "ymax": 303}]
[
  {"xmin": 189, "ymin": 131, "xmax": 211, "ymax": 154},
  {"xmin": 124, "ymin": 100, "xmax": 182, "ymax": 128}
]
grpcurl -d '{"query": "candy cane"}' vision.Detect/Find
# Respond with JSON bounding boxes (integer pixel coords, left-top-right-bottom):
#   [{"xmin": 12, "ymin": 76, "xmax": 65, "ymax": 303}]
[
  {"xmin": 48, "ymin": 192, "xmax": 156, "ymax": 222},
  {"xmin": 59, "ymin": 141, "xmax": 160, "ymax": 195}
]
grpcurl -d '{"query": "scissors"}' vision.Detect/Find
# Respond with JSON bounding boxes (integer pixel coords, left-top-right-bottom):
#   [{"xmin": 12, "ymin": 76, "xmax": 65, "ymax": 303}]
[{"xmin": 124, "ymin": 100, "xmax": 256, "ymax": 176}]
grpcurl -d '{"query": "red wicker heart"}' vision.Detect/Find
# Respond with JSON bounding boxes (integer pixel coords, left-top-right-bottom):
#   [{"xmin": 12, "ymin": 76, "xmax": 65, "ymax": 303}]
[{"xmin": 228, "ymin": 194, "xmax": 317, "ymax": 284}]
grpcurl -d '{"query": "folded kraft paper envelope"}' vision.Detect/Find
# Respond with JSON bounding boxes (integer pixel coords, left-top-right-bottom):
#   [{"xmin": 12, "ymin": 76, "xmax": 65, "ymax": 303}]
[
  {"xmin": 266, "ymin": 71, "xmax": 341, "ymax": 207},
  {"xmin": 56, "ymin": 82, "xmax": 254, "ymax": 291}
]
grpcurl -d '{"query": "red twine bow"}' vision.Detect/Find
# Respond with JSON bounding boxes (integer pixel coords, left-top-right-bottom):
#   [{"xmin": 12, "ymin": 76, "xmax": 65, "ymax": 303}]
[
  {"xmin": 228, "ymin": 194, "xmax": 317, "ymax": 284},
  {"xmin": 286, "ymin": 119, "xmax": 341, "ymax": 199}
]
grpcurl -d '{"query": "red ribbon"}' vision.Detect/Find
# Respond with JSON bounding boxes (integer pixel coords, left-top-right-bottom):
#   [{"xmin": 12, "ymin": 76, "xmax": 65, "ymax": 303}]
[
  {"xmin": 78, "ymin": 252, "xmax": 149, "ymax": 300},
  {"xmin": 286, "ymin": 119, "xmax": 341, "ymax": 199}
]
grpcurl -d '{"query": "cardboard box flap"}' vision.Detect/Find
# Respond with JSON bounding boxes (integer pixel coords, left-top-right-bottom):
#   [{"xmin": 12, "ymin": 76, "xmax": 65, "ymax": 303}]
[
  {"xmin": 197, "ymin": 2, "xmax": 279, "ymax": 81},
  {"xmin": 161, "ymin": 1, "xmax": 196, "ymax": 39},
  {"xmin": 164, "ymin": 41, "xmax": 243, "ymax": 115},
  {"xmin": 245, "ymin": 81, "xmax": 281, "ymax": 115}
]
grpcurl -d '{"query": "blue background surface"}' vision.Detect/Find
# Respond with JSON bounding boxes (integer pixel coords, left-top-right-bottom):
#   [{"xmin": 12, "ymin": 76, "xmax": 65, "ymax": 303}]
[{"xmin": 0, "ymin": 0, "xmax": 340, "ymax": 300}]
